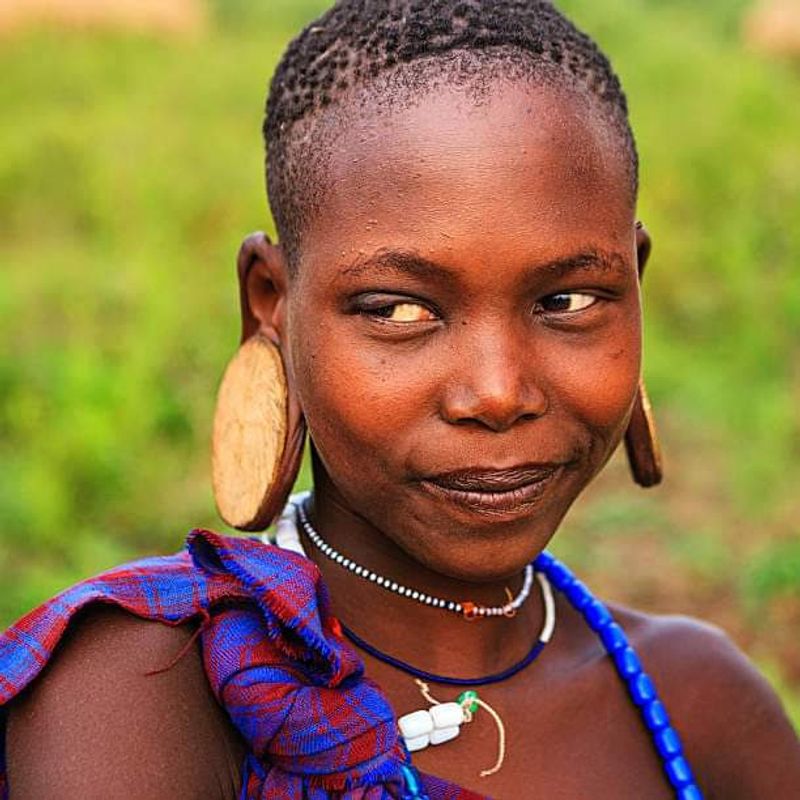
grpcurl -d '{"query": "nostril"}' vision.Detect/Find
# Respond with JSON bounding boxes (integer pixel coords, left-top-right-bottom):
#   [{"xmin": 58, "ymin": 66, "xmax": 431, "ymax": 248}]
[
  {"xmin": 441, "ymin": 399, "xmax": 547, "ymax": 433},
  {"xmin": 440, "ymin": 383, "xmax": 548, "ymax": 432}
]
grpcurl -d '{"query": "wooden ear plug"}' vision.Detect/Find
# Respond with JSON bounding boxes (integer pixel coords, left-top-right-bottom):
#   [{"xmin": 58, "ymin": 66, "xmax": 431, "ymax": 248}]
[
  {"xmin": 212, "ymin": 335, "xmax": 306, "ymax": 531},
  {"xmin": 624, "ymin": 381, "xmax": 663, "ymax": 488}
]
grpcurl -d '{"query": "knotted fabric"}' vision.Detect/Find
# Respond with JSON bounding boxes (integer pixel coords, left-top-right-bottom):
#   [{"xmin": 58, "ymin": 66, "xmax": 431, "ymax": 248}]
[
  {"xmin": 0, "ymin": 530, "xmax": 487, "ymax": 800},
  {"xmin": 190, "ymin": 531, "xmax": 406, "ymax": 795}
]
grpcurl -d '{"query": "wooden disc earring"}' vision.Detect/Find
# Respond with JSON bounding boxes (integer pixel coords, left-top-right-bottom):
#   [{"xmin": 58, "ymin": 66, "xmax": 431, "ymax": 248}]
[
  {"xmin": 624, "ymin": 380, "xmax": 663, "ymax": 488},
  {"xmin": 625, "ymin": 222, "xmax": 662, "ymax": 488},
  {"xmin": 211, "ymin": 334, "xmax": 306, "ymax": 531}
]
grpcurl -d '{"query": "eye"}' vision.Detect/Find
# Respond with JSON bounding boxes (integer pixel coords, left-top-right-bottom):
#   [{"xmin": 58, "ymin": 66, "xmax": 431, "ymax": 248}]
[
  {"xmin": 537, "ymin": 292, "xmax": 598, "ymax": 313},
  {"xmin": 370, "ymin": 302, "xmax": 437, "ymax": 323}
]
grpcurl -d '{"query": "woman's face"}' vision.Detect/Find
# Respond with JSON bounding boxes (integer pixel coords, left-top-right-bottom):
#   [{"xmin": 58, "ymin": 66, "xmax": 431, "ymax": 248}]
[{"xmin": 284, "ymin": 81, "xmax": 642, "ymax": 582}]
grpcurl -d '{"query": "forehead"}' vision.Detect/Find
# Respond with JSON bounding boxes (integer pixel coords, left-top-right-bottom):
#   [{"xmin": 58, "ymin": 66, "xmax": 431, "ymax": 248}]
[{"xmin": 300, "ymin": 80, "xmax": 635, "ymax": 277}]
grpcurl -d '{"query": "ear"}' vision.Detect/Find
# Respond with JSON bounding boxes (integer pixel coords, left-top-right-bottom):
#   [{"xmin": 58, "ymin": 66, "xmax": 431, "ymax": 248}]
[
  {"xmin": 635, "ymin": 221, "xmax": 653, "ymax": 279},
  {"xmin": 215, "ymin": 233, "xmax": 306, "ymax": 531},
  {"xmin": 236, "ymin": 232, "xmax": 290, "ymax": 345}
]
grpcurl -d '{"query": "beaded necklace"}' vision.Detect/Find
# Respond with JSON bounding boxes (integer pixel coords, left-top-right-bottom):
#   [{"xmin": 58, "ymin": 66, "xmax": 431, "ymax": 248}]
[
  {"xmin": 269, "ymin": 493, "xmax": 705, "ymax": 800},
  {"xmin": 535, "ymin": 551, "xmax": 704, "ymax": 800},
  {"xmin": 296, "ymin": 498, "xmax": 535, "ymax": 620}
]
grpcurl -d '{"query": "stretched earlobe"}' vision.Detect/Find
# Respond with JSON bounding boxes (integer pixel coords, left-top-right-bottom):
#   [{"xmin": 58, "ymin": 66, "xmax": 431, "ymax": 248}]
[
  {"xmin": 635, "ymin": 221, "xmax": 652, "ymax": 278},
  {"xmin": 212, "ymin": 234, "xmax": 306, "ymax": 531},
  {"xmin": 624, "ymin": 381, "xmax": 663, "ymax": 488},
  {"xmin": 625, "ymin": 221, "xmax": 662, "ymax": 488}
]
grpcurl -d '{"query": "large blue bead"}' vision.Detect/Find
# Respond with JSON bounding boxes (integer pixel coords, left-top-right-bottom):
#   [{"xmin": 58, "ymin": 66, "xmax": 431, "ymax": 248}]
[
  {"xmin": 666, "ymin": 756, "xmax": 693, "ymax": 787},
  {"xmin": 678, "ymin": 785, "xmax": 704, "ymax": 800},
  {"xmin": 584, "ymin": 599, "xmax": 612, "ymax": 630},
  {"xmin": 566, "ymin": 579, "xmax": 592, "ymax": 610},
  {"xmin": 600, "ymin": 622, "xmax": 627, "ymax": 653},
  {"xmin": 642, "ymin": 699, "xmax": 669, "ymax": 731},
  {"xmin": 656, "ymin": 727, "xmax": 683, "ymax": 758},
  {"xmin": 544, "ymin": 560, "xmax": 573, "ymax": 591},
  {"xmin": 535, "ymin": 551, "xmax": 555, "ymax": 571},
  {"xmin": 629, "ymin": 672, "xmax": 657, "ymax": 706},
  {"xmin": 614, "ymin": 647, "xmax": 642, "ymax": 678}
]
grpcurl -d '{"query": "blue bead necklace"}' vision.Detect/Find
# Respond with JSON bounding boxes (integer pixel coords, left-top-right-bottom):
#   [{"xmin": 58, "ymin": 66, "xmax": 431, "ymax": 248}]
[{"xmin": 541, "ymin": 551, "xmax": 703, "ymax": 800}]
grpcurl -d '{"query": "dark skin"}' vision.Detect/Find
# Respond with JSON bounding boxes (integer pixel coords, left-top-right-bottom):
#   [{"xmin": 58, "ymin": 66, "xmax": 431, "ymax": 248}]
[{"xmin": 8, "ymin": 80, "xmax": 800, "ymax": 799}]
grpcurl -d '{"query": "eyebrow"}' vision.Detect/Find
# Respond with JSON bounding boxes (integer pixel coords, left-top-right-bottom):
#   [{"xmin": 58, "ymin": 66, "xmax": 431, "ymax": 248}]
[
  {"xmin": 341, "ymin": 249, "xmax": 451, "ymax": 282},
  {"xmin": 340, "ymin": 247, "xmax": 630, "ymax": 283},
  {"xmin": 540, "ymin": 249, "xmax": 630, "ymax": 279}
]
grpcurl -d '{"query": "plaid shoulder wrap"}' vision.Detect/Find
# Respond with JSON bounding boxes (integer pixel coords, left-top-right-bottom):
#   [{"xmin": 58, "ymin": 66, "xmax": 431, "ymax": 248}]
[{"xmin": 0, "ymin": 530, "xmax": 489, "ymax": 800}]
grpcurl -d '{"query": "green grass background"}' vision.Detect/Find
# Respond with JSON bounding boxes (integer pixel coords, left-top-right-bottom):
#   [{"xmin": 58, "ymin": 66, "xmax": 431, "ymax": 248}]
[{"xmin": 1, "ymin": 0, "xmax": 798, "ymax": 722}]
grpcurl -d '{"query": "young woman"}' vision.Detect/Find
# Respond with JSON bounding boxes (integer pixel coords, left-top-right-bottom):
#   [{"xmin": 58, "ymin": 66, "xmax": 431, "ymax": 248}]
[{"xmin": 2, "ymin": 2, "xmax": 799, "ymax": 798}]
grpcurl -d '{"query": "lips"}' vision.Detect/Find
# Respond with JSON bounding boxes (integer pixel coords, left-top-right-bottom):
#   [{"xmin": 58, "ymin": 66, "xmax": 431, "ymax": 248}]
[{"xmin": 419, "ymin": 463, "xmax": 564, "ymax": 516}]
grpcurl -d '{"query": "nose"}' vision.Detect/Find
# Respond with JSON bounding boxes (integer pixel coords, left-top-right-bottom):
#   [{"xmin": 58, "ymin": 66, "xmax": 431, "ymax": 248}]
[{"xmin": 439, "ymin": 329, "xmax": 548, "ymax": 432}]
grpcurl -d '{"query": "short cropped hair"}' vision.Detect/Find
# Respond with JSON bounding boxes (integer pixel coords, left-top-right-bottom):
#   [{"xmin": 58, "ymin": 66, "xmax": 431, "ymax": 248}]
[{"xmin": 264, "ymin": 0, "xmax": 638, "ymax": 269}]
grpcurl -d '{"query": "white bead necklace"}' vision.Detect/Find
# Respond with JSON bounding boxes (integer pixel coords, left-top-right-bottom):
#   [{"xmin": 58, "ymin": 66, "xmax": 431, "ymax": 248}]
[{"xmin": 292, "ymin": 493, "xmax": 535, "ymax": 621}]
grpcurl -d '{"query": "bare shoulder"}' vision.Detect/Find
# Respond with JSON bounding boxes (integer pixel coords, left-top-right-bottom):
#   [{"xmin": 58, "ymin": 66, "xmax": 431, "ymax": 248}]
[
  {"xmin": 7, "ymin": 604, "xmax": 244, "ymax": 800},
  {"xmin": 612, "ymin": 604, "xmax": 800, "ymax": 799}
]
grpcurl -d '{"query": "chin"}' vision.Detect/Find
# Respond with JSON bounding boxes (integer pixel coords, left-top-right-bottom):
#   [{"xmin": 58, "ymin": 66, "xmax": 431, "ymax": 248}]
[
  {"xmin": 388, "ymin": 474, "xmax": 588, "ymax": 582},
  {"xmin": 399, "ymin": 509, "xmax": 560, "ymax": 584},
  {"xmin": 422, "ymin": 543, "xmax": 543, "ymax": 584}
]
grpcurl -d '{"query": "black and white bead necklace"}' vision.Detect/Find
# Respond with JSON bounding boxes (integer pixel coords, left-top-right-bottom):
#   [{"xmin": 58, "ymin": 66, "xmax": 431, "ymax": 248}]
[{"xmin": 292, "ymin": 492, "xmax": 534, "ymax": 621}]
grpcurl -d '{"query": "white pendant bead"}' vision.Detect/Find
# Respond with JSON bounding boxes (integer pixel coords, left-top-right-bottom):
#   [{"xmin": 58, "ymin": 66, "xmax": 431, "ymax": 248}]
[
  {"xmin": 404, "ymin": 734, "xmax": 431, "ymax": 752},
  {"xmin": 429, "ymin": 726, "xmax": 461, "ymax": 746},
  {"xmin": 398, "ymin": 710, "xmax": 434, "ymax": 739},
  {"xmin": 430, "ymin": 702, "xmax": 464, "ymax": 729}
]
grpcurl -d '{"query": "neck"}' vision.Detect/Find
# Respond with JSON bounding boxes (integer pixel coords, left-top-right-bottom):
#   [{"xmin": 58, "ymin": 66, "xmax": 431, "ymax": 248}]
[{"xmin": 301, "ymin": 476, "xmax": 546, "ymax": 680}]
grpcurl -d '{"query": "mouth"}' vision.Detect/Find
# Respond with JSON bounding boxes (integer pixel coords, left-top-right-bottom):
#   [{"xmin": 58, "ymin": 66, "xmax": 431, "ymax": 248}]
[{"xmin": 419, "ymin": 463, "xmax": 564, "ymax": 517}]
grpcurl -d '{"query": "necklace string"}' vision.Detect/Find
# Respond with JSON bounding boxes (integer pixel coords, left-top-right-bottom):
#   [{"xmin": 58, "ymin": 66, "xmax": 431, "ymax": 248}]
[
  {"xmin": 339, "ymin": 569, "xmax": 554, "ymax": 686},
  {"xmin": 415, "ymin": 679, "xmax": 507, "ymax": 778}
]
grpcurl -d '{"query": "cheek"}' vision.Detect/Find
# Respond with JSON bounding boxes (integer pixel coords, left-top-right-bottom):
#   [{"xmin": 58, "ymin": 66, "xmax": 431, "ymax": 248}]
[
  {"xmin": 552, "ymin": 336, "xmax": 641, "ymax": 446},
  {"xmin": 288, "ymin": 318, "xmax": 429, "ymax": 474}
]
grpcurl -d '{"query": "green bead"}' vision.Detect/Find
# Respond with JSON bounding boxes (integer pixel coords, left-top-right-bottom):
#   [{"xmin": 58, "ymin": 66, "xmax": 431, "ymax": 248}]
[{"xmin": 458, "ymin": 690, "xmax": 479, "ymax": 714}]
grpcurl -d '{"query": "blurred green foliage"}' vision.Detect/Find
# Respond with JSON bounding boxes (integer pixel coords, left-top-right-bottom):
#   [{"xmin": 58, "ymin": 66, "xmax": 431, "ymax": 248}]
[{"xmin": 1, "ymin": 0, "xmax": 798, "ymax": 717}]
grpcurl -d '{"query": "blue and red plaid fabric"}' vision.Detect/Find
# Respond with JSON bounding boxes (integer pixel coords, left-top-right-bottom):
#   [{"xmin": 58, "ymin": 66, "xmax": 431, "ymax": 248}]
[{"xmin": 0, "ymin": 530, "xmax": 488, "ymax": 799}]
